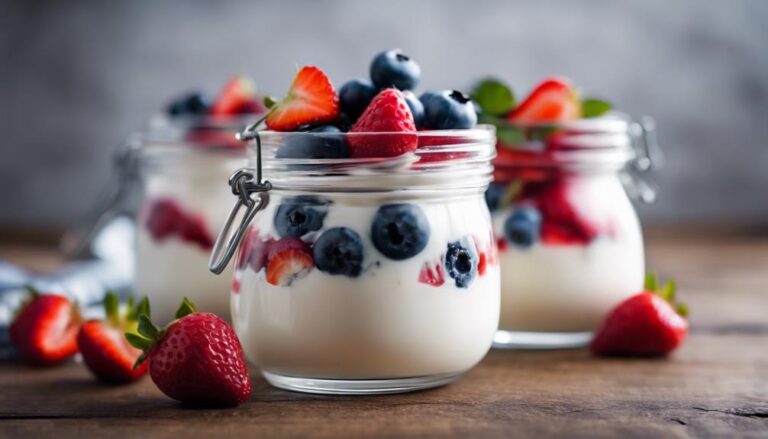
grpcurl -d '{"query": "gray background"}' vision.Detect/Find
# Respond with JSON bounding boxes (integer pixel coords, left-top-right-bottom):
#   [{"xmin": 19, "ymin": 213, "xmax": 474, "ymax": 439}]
[{"xmin": 1, "ymin": 0, "xmax": 767, "ymax": 229}]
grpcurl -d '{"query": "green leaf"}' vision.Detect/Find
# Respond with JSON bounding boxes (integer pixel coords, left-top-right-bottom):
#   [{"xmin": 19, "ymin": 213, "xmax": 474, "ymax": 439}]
[
  {"xmin": 104, "ymin": 292, "xmax": 119, "ymax": 320},
  {"xmin": 676, "ymin": 303, "xmax": 689, "ymax": 318},
  {"xmin": 175, "ymin": 297, "xmax": 197, "ymax": 319},
  {"xmin": 644, "ymin": 273, "xmax": 658, "ymax": 291},
  {"xmin": 125, "ymin": 332, "xmax": 152, "ymax": 351},
  {"xmin": 471, "ymin": 78, "xmax": 516, "ymax": 116},
  {"xmin": 137, "ymin": 314, "xmax": 160, "ymax": 340},
  {"xmin": 136, "ymin": 297, "xmax": 150, "ymax": 320},
  {"xmin": 133, "ymin": 351, "xmax": 148, "ymax": 370},
  {"xmin": 581, "ymin": 98, "xmax": 612, "ymax": 118},
  {"xmin": 263, "ymin": 96, "xmax": 278, "ymax": 109},
  {"xmin": 661, "ymin": 279, "xmax": 677, "ymax": 302},
  {"xmin": 496, "ymin": 125, "xmax": 525, "ymax": 146}
]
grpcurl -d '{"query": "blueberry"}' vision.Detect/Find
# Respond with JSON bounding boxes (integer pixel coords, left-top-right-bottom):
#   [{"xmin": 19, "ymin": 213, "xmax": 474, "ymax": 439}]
[
  {"xmin": 276, "ymin": 125, "xmax": 350, "ymax": 159},
  {"xmin": 370, "ymin": 204, "xmax": 430, "ymax": 260},
  {"xmin": 274, "ymin": 196, "xmax": 330, "ymax": 237},
  {"xmin": 403, "ymin": 91, "xmax": 425, "ymax": 129},
  {"xmin": 313, "ymin": 227, "xmax": 365, "ymax": 277},
  {"xmin": 484, "ymin": 183, "xmax": 506, "ymax": 212},
  {"xmin": 370, "ymin": 49, "xmax": 421, "ymax": 91},
  {"xmin": 339, "ymin": 79, "xmax": 377, "ymax": 120},
  {"xmin": 504, "ymin": 207, "xmax": 542, "ymax": 248},
  {"xmin": 422, "ymin": 90, "xmax": 478, "ymax": 130},
  {"xmin": 444, "ymin": 238, "xmax": 478, "ymax": 288},
  {"xmin": 167, "ymin": 92, "xmax": 212, "ymax": 116}
]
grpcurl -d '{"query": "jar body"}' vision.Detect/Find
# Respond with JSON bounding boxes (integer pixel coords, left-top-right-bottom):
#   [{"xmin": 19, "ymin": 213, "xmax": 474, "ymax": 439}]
[{"xmin": 231, "ymin": 190, "xmax": 500, "ymax": 383}]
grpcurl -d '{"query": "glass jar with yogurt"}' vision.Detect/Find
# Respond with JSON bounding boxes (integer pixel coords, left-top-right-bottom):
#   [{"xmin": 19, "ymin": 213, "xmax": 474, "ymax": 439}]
[
  {"xmin": 488, "ymin": 115, "xmax": 659, "ymax": 349},
  {"xmin": 210, "ymin": 127, "xmax": 499, "ymax": 394},
  {"xmin": 134, "ymin": 116, "xmax": 253, "ymax": 324}
]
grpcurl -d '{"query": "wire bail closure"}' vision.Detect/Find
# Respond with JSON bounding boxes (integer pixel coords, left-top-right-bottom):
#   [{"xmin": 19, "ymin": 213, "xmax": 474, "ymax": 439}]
[
  {"xmin": 208, "ymin": 132, "xmax": 272, "ymax": 274},
  {"xmin": 626, "ymin": 116, "xmax": 663, "ymax": 204}
]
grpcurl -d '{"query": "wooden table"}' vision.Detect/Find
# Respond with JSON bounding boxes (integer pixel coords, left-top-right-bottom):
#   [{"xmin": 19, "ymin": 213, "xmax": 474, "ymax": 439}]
[{"xmin": 1, "ymin": 228, "xmax": 767, "ymax": 438}]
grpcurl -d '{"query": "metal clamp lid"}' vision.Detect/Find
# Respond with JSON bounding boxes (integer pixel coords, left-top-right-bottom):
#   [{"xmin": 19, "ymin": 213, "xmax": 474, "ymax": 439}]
[
  {"xmin": 625, "ymin": 116, "xmax": 663, "ymax": 204},
  {"xmin": 208, "ymin": 133, "xmax": 272, "ymax": 274}
]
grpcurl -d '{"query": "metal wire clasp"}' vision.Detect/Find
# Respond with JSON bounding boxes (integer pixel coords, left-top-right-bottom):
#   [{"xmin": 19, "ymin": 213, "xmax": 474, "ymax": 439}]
[
  {"xmin": 626, "ymin": 116, "xmax": 663, "ymax": 204},
  {"xmin": 208, "ymin": 133, "xmax": 272, "ymax": 274}
]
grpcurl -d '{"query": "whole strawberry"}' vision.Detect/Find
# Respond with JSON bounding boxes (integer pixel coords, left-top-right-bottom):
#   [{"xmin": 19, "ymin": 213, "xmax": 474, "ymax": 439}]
[
  {"xmin": 77, "ymin": 293, "xmax": 148, "ymax": 383},
  {"xmin": 10, "ymin": 289, "xmax": 81, "ymax": 365},
  {"xmin": 126, "ymin": 298, "xmax": 251, "ymax": 406},
  {"xmin": 349, "ymin": 88, "xmax": 418, "ymax": 158},
  {"xmin": 590, "ymin": 274, "xmax": 689, "ymax": 357}
]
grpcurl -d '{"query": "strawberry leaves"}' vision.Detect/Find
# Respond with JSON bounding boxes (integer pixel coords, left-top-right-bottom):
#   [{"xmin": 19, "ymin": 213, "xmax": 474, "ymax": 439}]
[
  {"xmin": 645, "ymin": 273, "xmax": 688, "ymax": 317},
  {"xmin": 126, "ymin": 297, "xmax": 199, "ymax": 369}
]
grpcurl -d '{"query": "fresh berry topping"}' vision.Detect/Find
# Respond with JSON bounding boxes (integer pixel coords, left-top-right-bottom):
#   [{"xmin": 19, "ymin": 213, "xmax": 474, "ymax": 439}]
[
  {"xmin": 507, "ymin": 77, "xmax": 580, "ymax": 123},
  {"xmin": 167, "ymin": 92, "xmax": 212, "ymax": 116},
  {"xmin": 265, "ymin": 240, "xmax": 314, "ymax": 286},
  {"xmin": 477, "ymin": 252, "xmax": 488, "ymax": 276},
  {"xmin": 237, "ymin": 228, "xmax": 274, "ymax": 272},
  {"xmin": 126, "ymin": 299, "xmax": 252, "ymax": 406},
  {"xmin": 339, "ymin": 79, "xmax": 378, "ymax": 121},
  {"xmin": 402, "ymin": 91, "xmax": 425, "ymax": 129},
  {"xmin": 9, "ymin": 291, "xmax": 81, "ymax": 365},
  {"xmin": 370, "ymin": 204, "xmax": 430, "ymax": 260},
  {"xmin": 484, "ymin": 183, "xmax": 506, "ymax": 212},
  {"xmin": 504, "ymin": 206, "xmax": 542, "ymax": 249},
  {"xmin": 418, "ymin": 260, "xmax": 445, "ymax": 287},
  {"xmin": 273, "ymin": 196, "xmax": 329, "ymax": 238},
  {"xmin": 78, "ymin": 293, "xmax": 148, "ymax": 383},
  {"xmin": 276, "ymin": 125, "xmax": 350, "ymax": 159},
  {"xmin": 313, "ymin": 227, "xmax": 364, "ymax": 277},
  {"xmin": 265, "ymin": 66, "xmax": 340, "ymax": 131},
  {"xmin": 144, "ymin": 198, "xmax": 215, "ymax": 251},
  {"xmin": 370, "ymin": 49, "xmax": 421, "ymax": 91},
  {"xmin": 444, "ymin": 237, "xmax": 479, "ymax": 289},
  {"xmin": 422, "ymin": 90, "xmax": 478, "ymax": 130},
  {"xmin": 348, "ymin": 89, "xmax": 417, "ymax": 158},
  {"xmin": 529, "ymin": 179, "xmax": 600, "ymax": 245},
  {"xmin": 210, "ymin": 76, "xmax": 264, "ymax": 116},
  {"xmin": 590, "ymin": 274, "xmax": 688, "ymax": 357}
]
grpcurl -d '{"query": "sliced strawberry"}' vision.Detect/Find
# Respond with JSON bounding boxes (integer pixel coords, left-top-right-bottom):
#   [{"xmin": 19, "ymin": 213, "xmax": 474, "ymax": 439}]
[
  {"xmin": 178, "ymin": 213, "xmax": 215, "ymax": 251},
  {"xmin": 590, "ymin": 274, "xmax": 688, "ymax": 357},
  {"xmin": 507, "ymin": 77, "xmax": 580, "ymax": 123},
  {"xmin": 265, "ymin": 238, "xmax": 314, "ymax": 286},
  {"xmin": 349, "ymin": 89, "xmax": 418, "ymax": 158},
  {"xmin": 477, "ymin": 252, "xmax": 488, "ymax": 276},
  {"xmin": 210, "ymin": 76, "xmax": 265, "ymax": 116},
  {"xmin": 237, "ymin": 228, "xmax": 274, "ymax": 272},
  {"xmin": 528, "ymin": 179, "xmax": 600, "ymax": 245},
  {"xmin": 418, "ymin": 260, "xmax": 445, "ymax": 287},
  {"xmin": 10, "ymin": 292, "xmax": 80, "ymax": 366},
  {"xmin": 144, "ymin": 198, "xmax": 214, "ymax": 251},
  {"xmin": 265, "ymin": 66, "xmax": 340, "ymax": 131}
]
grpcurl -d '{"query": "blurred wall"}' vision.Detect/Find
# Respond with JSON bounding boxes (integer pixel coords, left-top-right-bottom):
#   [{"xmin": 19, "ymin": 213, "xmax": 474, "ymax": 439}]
[{"xmin": 1, "ymin": 0, "xmax": 767, "ymax": 228}]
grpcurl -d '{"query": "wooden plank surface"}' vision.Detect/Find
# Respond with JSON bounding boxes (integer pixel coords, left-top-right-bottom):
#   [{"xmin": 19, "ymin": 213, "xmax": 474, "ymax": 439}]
[{"xmin": 1, "ymin": 229, "xmax": 767, "ymax": 438}]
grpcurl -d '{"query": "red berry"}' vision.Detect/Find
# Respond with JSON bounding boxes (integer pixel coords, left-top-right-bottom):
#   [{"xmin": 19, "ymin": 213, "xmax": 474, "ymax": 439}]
[
  {"xmin": 144, "ymin": 198, "xmax": 214, "ymax": 251},
  {"xmin": 266, "ymin": 247, "xmax": 314, "ymax": 286},
  {"xmin": 10, "ymin": 293, "xmax": 80, "ymax": 366},
  {"xmin": 265, "ymin": 66, "xmax": 340, "ymax": 131},
  {"xmin": 210, "ymin": 76, "xmax": 264, "ymax": 116},
  {"xmin": 507, "ymin": 77, "xmax": 580, "ymax": 123},
  {"xmin": 236, "ymin": 228, "xmax": 274, "ymax": 272},
  {"xmin": 418, "ymin": 260, "xmax": 445, "ymax": 287},
  {"xmin": 349, "ymin": 88, "xmax": 417, "ymax": 158},
  {"xmin": 526, "ymin": 179, "xmax": 600, "ymax": 245}
]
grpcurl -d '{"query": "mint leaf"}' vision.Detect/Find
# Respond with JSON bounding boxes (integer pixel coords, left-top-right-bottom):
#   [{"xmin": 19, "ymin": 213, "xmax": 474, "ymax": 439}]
[
  {"xmin": 497, "ymin": 125, "xmax": 525, "ymax": 146},
  {"xmin": 581, "ymin": 98, "xmax": 612, "ymax": 118},
  {"xmin": 471, "ymin": 78, "xmax": 515, "ymax": 116}
]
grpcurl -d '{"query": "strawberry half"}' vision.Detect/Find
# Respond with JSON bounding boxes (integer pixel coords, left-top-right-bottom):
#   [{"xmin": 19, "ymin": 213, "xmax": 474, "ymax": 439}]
[
  {"xmin": 507, "ymin": 77, "xmax": 580, "ymax": 123},
  {"xmin": 418, "ymin": 260, "xmax": 445, "ymax": 287},
  {"xmin": 265, "ymin": 66, "xmax": 340, "ymax": 131},
  {"xmin": 210, "ymin": 76, "xmax": 265, "ymax": 116},
  {"xmin": 265, "ymin": 238, "xmax": 314, "ymax": 286},
  {"xmin": 126, "ymin": 298, "xmax": 252, "ymax": 406},
  {"xmin": 144, "ymin": 198, "xmax": 214, "ymax": 251},
  {"xmin": 349, "ymin": 88, "xmax": 417, "ymax": 158},
  {"xmin": 590, "ymin": 274, "xmax": 689, "ymax": 357},
  {"xmin": 77, "ymin": 293, "xmax": 148, "ymax": 383},
  {"xmin": 10, "ymin": 290, "xmax": 81, "ymax": 366}
]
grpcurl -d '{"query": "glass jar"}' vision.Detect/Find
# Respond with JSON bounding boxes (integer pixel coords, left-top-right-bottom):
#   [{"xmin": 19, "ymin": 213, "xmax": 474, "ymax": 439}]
[
  {"xmin": 210, "ymin": 127, "xmax": 499, "ymax": 395},
  {"xmin": 488, "ymin": 115, "xmax": 659, "ymax": 349},
  {"xmin": 133, "ymin": 116, "xmax": 254, "ymax": 324}
]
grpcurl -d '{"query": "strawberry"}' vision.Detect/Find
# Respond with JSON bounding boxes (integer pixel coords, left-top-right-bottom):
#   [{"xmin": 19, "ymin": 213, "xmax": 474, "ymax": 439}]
[
  {"xmin": 507, "ymin": 77, "xmax": 580, "ymax": 123},
  {"xmin": 265, "ymin": 238, "xmax": 314, "ymax": 286},
  {"xmin": 144, "ymin": 198, "xmax": 214, "ymax": 251},
  {"xmin": 210, "ymin": 76, "xmax": 265, "ymax": 116},
  {"xmin": 590, "ymin": 274, "xmax": 689, "ymax": 357},
  {"xmin": 236, "ymin": 228, "xmax": 274, "ymax": 272},
  {"xmin": 526, "ymin": 179, "xmax": 600, "ymax": 245},
  {"xmin": 77, "ymin": 293, "xmax": 148, "ymax": 383},
  {"xmin": 418, "ymin": 260, "xmax": 445, "ymax": 287},
  {"xmin": 10, "ymin": 290, "xmax": 81, "ymax": 366},
  {"xmin": 126, "ymin": 298, "xmax": 252, "ymax": 406},
  {"xmin": 265, "ymin": 66, "xmax": 340, "ymax": 131},
  {"xmin": 349, "ymin": 88, "xmax": 418, "ymax": 158}
]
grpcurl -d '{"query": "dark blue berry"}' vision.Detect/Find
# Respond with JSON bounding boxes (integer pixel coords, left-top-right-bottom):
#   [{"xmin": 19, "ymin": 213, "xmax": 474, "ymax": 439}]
[
  {"xmin": 167, "ymin": 92, "xmax": 211, "ymax": 116},
  {"xmin": 422, "ymin": 90, "xmax": 478, "ymax": 130},
  {"xmin": 276, "ymin": 125, "xmax": 350, "ymax": 159},
  {"xmin": 370, "ymin": 204, "xmax": 430, "ymax": 260},
  {"xmin": 444, "ymin": 238, "xmax": 478, "ymax": 288},
  {"xmin": 274, "ymin": 196, "xmax": 330, "ymax": 238},
  {"xmin": 403, "ymin": 91, "xmax": 425, "ymax": 129},
  {"xmin": 504, "ymin": 207, "xmax": 542, "ymax": 248},
  {"xmin": 484, "ymin": 183, "xmax": 506, "ymax": 212},
  {"xmin": 339, "ymin": 79, "xmax": 377, "ymax": 120},
  {"xmin": 313, "ymin": 227, "xmax": 365, "ymax": 277},
  {"xmin": 370, "ymin": 49, "xmax": 421, "ymax": 91}
]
